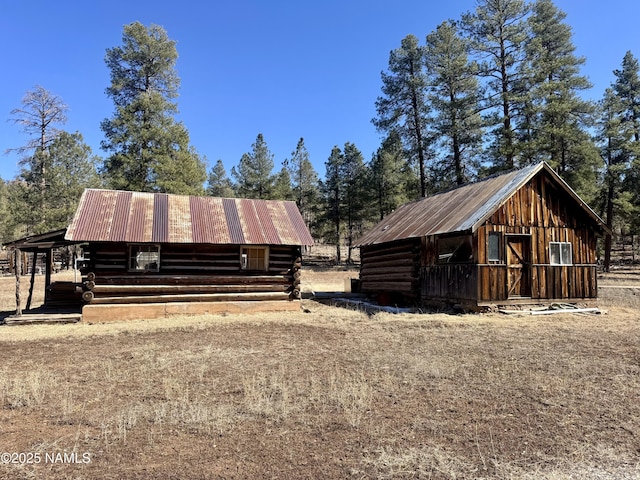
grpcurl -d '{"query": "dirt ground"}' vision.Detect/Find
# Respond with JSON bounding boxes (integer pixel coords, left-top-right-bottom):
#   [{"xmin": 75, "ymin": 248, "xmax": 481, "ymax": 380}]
[{"xmin": 0, "ymin": 266, "xmax": 638, "ymax": 479}]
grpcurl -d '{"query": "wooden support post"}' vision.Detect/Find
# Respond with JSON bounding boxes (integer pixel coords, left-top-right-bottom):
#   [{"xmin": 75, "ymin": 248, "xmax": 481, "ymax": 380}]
[
  {"xmin": 26, "ymin": 252, "xmax": 38, "ymax": 310},
  {"xmin": 44, "ymin": 249, "xmax": 52, "ymax": 291},
  {"xmin": 14, "ymin": 248, "xmax": 22, "ymax": 317}
]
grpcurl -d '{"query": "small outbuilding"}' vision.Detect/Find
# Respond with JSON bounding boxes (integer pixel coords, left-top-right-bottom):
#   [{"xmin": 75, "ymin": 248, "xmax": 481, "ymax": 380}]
[
  {"xmin": 355, "ymin": 162, "xmax": 610, "ymax": 309},
  {"xmin": 5, "ymin": 188, "xmax": 314, "ymax": 322}
]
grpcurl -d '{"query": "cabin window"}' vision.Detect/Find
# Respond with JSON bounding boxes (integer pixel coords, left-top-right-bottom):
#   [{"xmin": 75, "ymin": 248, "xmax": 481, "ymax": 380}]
[
  {"xmin": 488, "ymin": 232, "xmax": 502, "ymax": 262},
  {"xmin": 549, "ymin": 242, "xmax": 572, "ymax": 265},
  {"xmin": 438, "ymin": 235, "xmax": 473, "ymax": 264},
  {"xmin": 241, "ymin": 246, "xmax": 268, "ymax": 271},
  {"xmin": 129, "ymin": 244, "xmax": 160, "ymax": 272}
]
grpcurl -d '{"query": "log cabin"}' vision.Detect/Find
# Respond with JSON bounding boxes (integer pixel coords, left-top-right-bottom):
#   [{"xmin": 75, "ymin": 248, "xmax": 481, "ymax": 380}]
[
  {"xmin": 5, "ymin": 189, "xmax": 314, "ymax": 321},
  {"xmin": 355, "ymin": 162, "xmax": 610, "ymax": 309}
]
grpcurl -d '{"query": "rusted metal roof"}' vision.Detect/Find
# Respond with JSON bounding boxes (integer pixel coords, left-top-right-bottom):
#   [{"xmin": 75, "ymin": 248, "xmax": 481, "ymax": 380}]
[
  {"xmin": 355, "ymin": 162, "xmax": 608, "ymax": 247},
  {"xmin": 65, "ymin": 189, "xmax": 314, "ymax": 246}
]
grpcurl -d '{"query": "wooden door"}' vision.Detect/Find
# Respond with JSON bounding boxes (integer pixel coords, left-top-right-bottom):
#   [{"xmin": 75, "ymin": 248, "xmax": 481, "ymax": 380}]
[{"xmin": 507, "ymin": 236, "xmax": 531, "ymax": 297}]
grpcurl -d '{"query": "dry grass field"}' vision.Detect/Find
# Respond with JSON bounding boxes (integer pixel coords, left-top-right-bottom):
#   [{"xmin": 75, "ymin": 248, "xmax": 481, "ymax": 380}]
[{"xmin": 0, "ymin": 266, "xmax": 638, "ymax": 479}]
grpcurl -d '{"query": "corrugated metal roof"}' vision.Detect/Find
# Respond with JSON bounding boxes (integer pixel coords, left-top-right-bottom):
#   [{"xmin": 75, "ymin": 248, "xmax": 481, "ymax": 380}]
[
  {"xmin": 65, "ymin": 189, "xmax": 314, "ymax": 246},
  {"xmin": 355, "ymin": 162, "xmax": 608, "ymax": 247}
]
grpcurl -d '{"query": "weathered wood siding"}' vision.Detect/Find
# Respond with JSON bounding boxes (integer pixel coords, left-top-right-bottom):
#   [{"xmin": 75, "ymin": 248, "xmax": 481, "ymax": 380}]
[
  {"xmin": 359, "ymin": 238, "xmax": 421, "ymax": 300},
  {"xmin": 81, "ymin": 243, "xmax": 299, "ymax": 304},
  {"xmin": 476, "ymin": 170, "xmax": 599, "ymax": 301},
  {"xmin": 420, "ymin": 264, "xmax": 478, "ymax": 302}
]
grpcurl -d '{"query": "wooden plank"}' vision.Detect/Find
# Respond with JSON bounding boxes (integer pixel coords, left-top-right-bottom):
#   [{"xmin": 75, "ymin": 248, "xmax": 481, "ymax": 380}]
[
  {"xmin": 95, "ymin": 274, "xmax": 291, "ymax": 285},
  {"xmin": 93, "ymin": 284, "xmax": 288, "ymax": 294},
  {"xmin": 90, "ymin": 292, "xmax": 291, "ymax": 304},
  {"xmin": 82, "ymin": 300, "xmax": 300, "ymax": 322},
  {"xmin": 5, "ymin": 314, "xmax": 81, "ymax": 325}
]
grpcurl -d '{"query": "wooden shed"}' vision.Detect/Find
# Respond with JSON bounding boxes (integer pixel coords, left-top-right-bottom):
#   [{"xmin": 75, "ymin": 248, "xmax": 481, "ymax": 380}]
[
  {"xmin": 6, "ymin": 189, "xmax": 314, "ymax": 322},
  {"xmin": 355, "ymin": 162, "xmax": 610, "ymax": 309}
]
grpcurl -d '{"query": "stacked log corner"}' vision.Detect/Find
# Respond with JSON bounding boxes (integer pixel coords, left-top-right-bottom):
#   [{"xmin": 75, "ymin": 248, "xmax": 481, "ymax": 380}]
[{"xmin": 359, "ymin": 239, "xmax": 421, "ymax": 305}]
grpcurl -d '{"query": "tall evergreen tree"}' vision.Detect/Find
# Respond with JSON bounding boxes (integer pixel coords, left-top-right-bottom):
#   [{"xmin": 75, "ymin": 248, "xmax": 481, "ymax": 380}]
[
  {"xmin": 285, "ymin": 138, "xmax": 320, "ymax": 226},
  {"xmin": 462, "ymin": 0, "xmax": 529, "ymax": 171},
  {"xmin": 7, "ymin": 86, "xmax": 69, "ymax": 228},
  {"xmin": 12, "ymin": 132, "xmax": 100, "ymax": 235},
  {"xmin": 524, "ymin": 0, "xmax": 598, "ymax": 196},
  {"xmin": 369, "ymin": 131, "xmax": 412, "ymax": 221},
  {"xmin": 613, "ymin": 51, "xmax": 640, "ymax": 229},
  {"xmin": 322, "ymin": 146, "xmax": 345, "ymax": 263},
  {"xmin": 374, "ymin": 34, "xmax": 431, "ymax": 197},
  {"xmin": 341, "ymin": 143, "xmax": 368, "ymax": 263},
  {"xmin": 613, "ymin": 51, "xmax": 640, "ymax": 142},
  {"xmin": 231, "ymin": 133, "xmax": 275, "ymax": 199},
  {"xmin": 206, "ymin": 159, "xmax": 235, "ymax": 197},
  {"xmin": 596, "ymin": 88, "xmax": 636, "ymax": 271},
  {"xmin": 425, "ymin": 20, "xmax": 484, "ymax": 188},
  {"xmin": 272, "ymin": 167, "xmax": 294, "ymax": 201},
  {"xmin": 101, "ymin": 22, "xmax": 206, "ymax": 194}
]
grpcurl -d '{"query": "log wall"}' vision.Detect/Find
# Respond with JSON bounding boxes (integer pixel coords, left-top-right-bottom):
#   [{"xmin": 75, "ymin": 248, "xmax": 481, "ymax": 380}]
[
  {"xmin": 81, "ymin": 243, "xmax": 300, "ymax": 305},
  {"xmin": 359, "ymin": 238, "xmax": 421, "ymax": 301}
]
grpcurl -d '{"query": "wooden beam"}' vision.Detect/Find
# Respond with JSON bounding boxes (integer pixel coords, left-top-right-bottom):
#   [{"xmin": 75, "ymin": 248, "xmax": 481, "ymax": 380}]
[
  {"xmin": 26, "ymin": 252, "xmax": 38, "ymax": 310},
  {"xmin": 14, "ymin": 248, "xmax": 22, "ymax": 317},
  {"xmin": 92, "ymin": 284, "xmax": 288, "ymax": 294},
  {"xmin": 44, "ymin": 249, "xmax": 52, "ymax": 290},
  {"xmin": 89, "ymin": 292, "xmax": 291, "ymax": 304}
]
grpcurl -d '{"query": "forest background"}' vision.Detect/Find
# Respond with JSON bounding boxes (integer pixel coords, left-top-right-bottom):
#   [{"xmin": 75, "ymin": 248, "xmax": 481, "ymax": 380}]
[{"xmin": 2, "ymin": 0, "xmax": 640, "ymax": 270}]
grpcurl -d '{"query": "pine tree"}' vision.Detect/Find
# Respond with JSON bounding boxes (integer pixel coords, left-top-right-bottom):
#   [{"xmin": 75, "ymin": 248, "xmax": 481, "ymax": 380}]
[
  {"xmin": 369, "ymin": 132, "xmax": 412, "ymax": 221},
  {"xmin": 285, "ymin": 138, "xmax": 320, "ymax": 226},
  {"xmin": 425, "ymin": 20, "xmax": 484, "ymax": 188},
  {"xmin": 101, "ymin": 22, "xmax": 206, "ymax": 194},
  {"xmin": 596, "ymin": 88, "xmax": 636, "ymax": 271},
  {"xmin": 206, "ymin": 160, "xmax": 235, "ymax": 197},
  {"xmin": 231, "ymin": 134, "xmax": 275, "ymax": 199},
  {"xmin": 13, "ymin": 132, "xmax": 100, "ymax": 235},
  {"xmin": 462, "ymin": 0, "xmax": 529, "ymax": 171},
  {"xmin": 7, "ymin": 86, "xmax": 69, "ymax": 230},
  {"xmin": 613, "ymin": 51, "xmax": 640, "ymax": 230},
  {"xmin": 341, "ymin": 143, "xmax": 368, "ymax": 263},
  {"xmin": 374, "ymin": 34, "xmax": 431, "ymax": 197},
  {"xmin": 272, "ymin": 167, "xmax": 294, "ymax": 201},
  {"xmin": 322, "ymin": 146, "xmax": 345, "ymax": 263},
  {"xmin": 524, "ymin": 0, "xmax": 598, "ymax": 196}
]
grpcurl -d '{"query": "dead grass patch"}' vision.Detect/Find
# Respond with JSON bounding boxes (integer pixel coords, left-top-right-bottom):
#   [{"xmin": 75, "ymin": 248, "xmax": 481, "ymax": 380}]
[{"xmin": 0, "ymin": 268, "xmax": 638, "ymax": 478}]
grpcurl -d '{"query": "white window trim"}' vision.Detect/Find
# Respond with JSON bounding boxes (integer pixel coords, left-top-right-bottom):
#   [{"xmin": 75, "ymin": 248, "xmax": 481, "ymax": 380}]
[
  {"xmin": 128, "ymin": 244, "xmax": 161, "ymax": 272},
  {"xmin": 549, "ymin": 242, "xmax": 573, "ymax": 265},
  {"xmin": 240, "ymin": 246, "xmax": 269, "ymax": 271}
]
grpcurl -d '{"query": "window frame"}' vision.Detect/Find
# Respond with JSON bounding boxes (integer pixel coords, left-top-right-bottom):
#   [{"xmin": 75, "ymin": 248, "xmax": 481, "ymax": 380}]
[
  {"xmin": 128, "ymin": 244, "xmax": 161, "ymax": 272},
  {"xmin": 240, "ymin": 246, "xmax": 269, "ymax": 272},
  {"xmin": 437, "ymin": 234, "xmax": 473, "ymax": 264},
  {"xmin": 487, "ymin": 232, "xmax": 502, "ymax": 263},
  {"xmin": 549, "ymin": 241, "xmax": 573, "ymax": 265}
]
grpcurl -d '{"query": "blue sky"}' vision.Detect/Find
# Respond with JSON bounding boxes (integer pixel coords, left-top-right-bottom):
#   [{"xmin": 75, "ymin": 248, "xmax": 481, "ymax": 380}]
[{"xmin": 1, "ymin": 1, "xmax": 639, "ymax": 182}]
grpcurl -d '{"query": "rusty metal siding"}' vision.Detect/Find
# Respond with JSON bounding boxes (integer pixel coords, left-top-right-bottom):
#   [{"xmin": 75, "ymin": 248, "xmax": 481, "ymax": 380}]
[
  {"xmin": 152, "ymin": 193, "xmax": 169, "ymax": 243},
  {"xmin": 168, "ymin": 194, "xmax": 192, "ymax": 243},
  {"xmin": 65, "ymin": 189, "xmax": 314, "ymax": 246},
  {"xmin": 127, "ymin": 193, "xmax": 148, "ymax": 243},
  {"xmin": 109, "ymin": 191, "xmax": 131, "ymax": 242},
  {"xmin": 284, "ymin": 202, "xmax": 314, "ymax": 246},
  {"xmin": 255, "ymin": 200, "xmax": 281, "ymax": 245},
  {"xmin": 223, "ymin": 198, "xmax": 246, "ymax": 244},
  {"xmin": 190, "ymin": 196, "xmax": 231, "ymax": 244}
]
